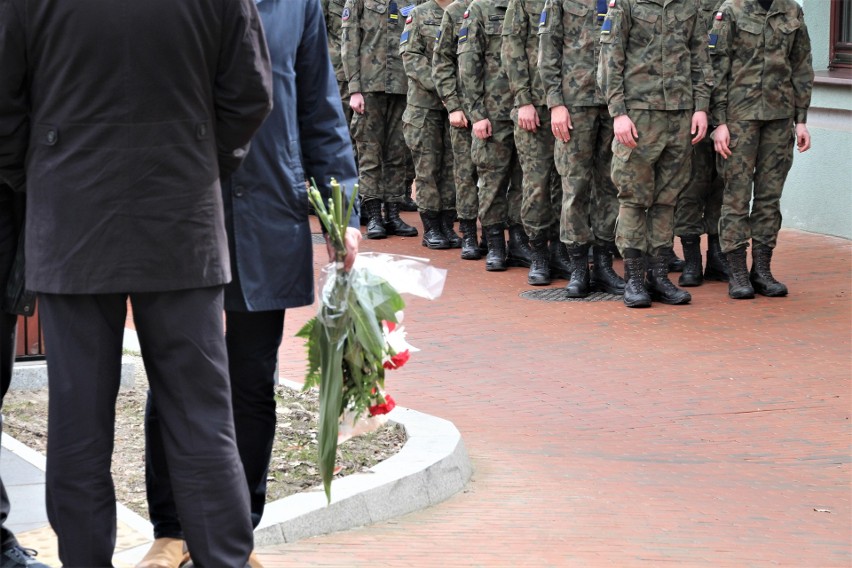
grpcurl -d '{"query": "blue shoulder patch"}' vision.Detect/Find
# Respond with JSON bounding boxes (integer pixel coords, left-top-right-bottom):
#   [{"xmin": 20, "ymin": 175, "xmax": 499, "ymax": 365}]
[
  {"xmin": 458, "ymin": 26, "xmax": 468, "ymax": 43},
  {"xmin": 342, "ymin": 7, "xmax": 350, "ymax": 21},
  {"xmin": 539, "ymin": 10, "xmax": 547, "ymax": 28},
  {"xmin": 708, "ymin": 32, "xmax": 718, "ymax": 50},
  {"xmin": 596, "ymin": 0, "xmax": 608, "ymax": 22},
  {"xmin": 400, "ymin": 29, "xmax": 410, "ymax": 45},
  {"xmin": 601, "ymin": 18, "xmax": 612, "ymax": 34},
  {"xmin": 400, "ymin": 4, "xmax": 416, "ymax": 17},
  {"xmin": 435, "ymin": 29, "xmax": 442, "ymax": 43}
]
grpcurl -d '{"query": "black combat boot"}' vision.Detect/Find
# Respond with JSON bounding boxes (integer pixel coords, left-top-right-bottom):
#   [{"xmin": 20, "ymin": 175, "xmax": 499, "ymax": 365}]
[
  {"xmin": 622, "ymin": 249, "xmax": 651, "ymax": 308},
  {"xmin": 506, "ymin": 224, "xmax": 532, "ymax": 268},
  {"xmin": 384, "ymin": 202, "xmax": 419, "ymax": 237},
  {"xmin": 751, "ymin": 244, "xmax": 788, "ymax": 297},
  {"xmin": 527, "ymin": 237, "xmax": 551, "ymax": 286},
  {"xmin": 401, "ymin": 186, "xmax": 418, "ymax": 211},
  {"xmin": 441, "ymin": 210, "xmax": 463, "ymax": 249},
  {"xmin": 678, "ymin": 234, "xmax": 704, "ymax": 287},
  {"xmin": 704, "ymin": 233, "xmax": 730, "ymax": 281},
  {"xmin": 548, "ymin": 240, "xmax": 573, "ymax": 280},
  {"xmin": 565, "ymin": 244, "xmax": 591, "ymax": 298},
  {"xmin": 725, "ymin": 245, "xmax": 754, "ymax": 299},
  {"xmin": 484, "ymin": 225, "xmax": 507, "ymax": 271},
  {"xmin": 592, "ymin": 242, "xmax": 625, "ymax": 295},
  {"xmin": 419, "ymin": 210, "xmax": 450, "ymax": 249},
  {"xmin": 364, "ymin": 199, "xmax": 386, "ymax": 239},
  {"xmin": 646, "ymin": 254, "xmax": 692, "ymax": 305},
  {"xmin": 459, "ymin": 219, "xmax": 481, "ymax": 260},
  {"xmin": 664, "ymin": 246, "xmax": 685, "ymax": 272}
]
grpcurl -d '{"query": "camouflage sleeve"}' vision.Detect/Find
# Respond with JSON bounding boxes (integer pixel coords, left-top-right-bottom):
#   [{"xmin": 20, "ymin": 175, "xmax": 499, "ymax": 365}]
[
  {"xmin": 688, "ymin": 3, "xmax": 711, "ymax": 114},
  {"xmin": 458, "ymin": 5, "xmax": 489, "ymax": 123},
  {"xmin": 789, "ymin": 6, "xmax": 814, "ymax": 124},
  {"xmin": 341, "ymin": 0, "xmax": 364, "ymax": 93},
  {"xmin": 708, "ymin": 5, "xmax": 731, "ymax": 125},
  {"xmin": 433, "ymin": 10, "xmax": 463, "ymax": 112},
  {"xmin": 401, "ymin": 12, "xmax": 436, "ymax": 94},
  {"xmin": 537, "ymin": 0, "xmax": 565, "ymax": 109},
  {"xmin": 598, "ymin": 3, "xmax": 630, "ymax": 117},
  {"xmin": 502, "ymin": 0, "xmax": 533, "ymax": 108}
]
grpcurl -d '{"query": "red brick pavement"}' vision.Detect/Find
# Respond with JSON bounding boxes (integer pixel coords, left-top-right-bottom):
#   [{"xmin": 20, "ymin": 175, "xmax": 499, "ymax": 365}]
[{"xmin": 256, "ymin": 218, "xmax": 851, "ymax": 568}]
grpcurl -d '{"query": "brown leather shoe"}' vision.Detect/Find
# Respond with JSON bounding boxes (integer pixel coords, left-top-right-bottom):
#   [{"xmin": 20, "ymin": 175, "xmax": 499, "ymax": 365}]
[
  {"xmin": 136, "ymin": 538, "xmax": 190, "ymax": 568},
  {"xmin": 248, "ymin": 551, "xmax": 265, "ymax": 568}
]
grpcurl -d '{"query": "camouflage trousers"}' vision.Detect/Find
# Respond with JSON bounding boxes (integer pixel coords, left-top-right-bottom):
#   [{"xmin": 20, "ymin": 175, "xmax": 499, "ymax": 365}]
[
  {"xmin": 402, "ymin": 106, "xmax": 456, "ymax": 213},
  {"xmin": 555, "ymin": 105, "xmax": 618, "ymax": 246},
  {"xmin": 471, "ymin": 119, "xmax": 523, "ymax": 227},
  {"xmin": 674, "ymin": 136, "xmax": 722, "ymax": 237},
  {"xmin": 337, "ymin": 80, "xmax": 357, "ymax": 165},
  {"xmin": 351, "ymin": 92, "xmax": 408, "ymax": 203},
  {"xmin": 514, "ymin": 106, "xmax": 560, "ymax": 241},
  {"xmin": 611, "ymin": 109, "xmax": 692, "ymax": 256},
  {"xmin": 717, "ymin": 118, "xmax": 794, "ymax": 253},
  {"xmin": 449, "ymin": 124, "xmax": 479, "ymax": 221}
]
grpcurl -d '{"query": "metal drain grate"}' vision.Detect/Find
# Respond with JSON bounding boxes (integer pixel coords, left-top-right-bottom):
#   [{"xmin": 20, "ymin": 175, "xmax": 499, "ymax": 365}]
[
  {"xmin": 520, "ymin": 289, "xmax": 621, "ymax": 302},
  {"xmin": 311, "ymin": 233, "xmax": 326, "ymax": 245}
]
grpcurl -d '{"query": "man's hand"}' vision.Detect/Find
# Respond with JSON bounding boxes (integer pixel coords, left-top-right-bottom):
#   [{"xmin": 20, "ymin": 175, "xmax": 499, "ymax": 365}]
[
  {"xmin": 796, "ymin": 123, "xmax": 811, "ymax": 153},
  {"xmin": 614, "ymin": 114, "xmax": 638, "ymax": 148},
  {"xmin": 449, "ymin": 110, "xmax": 469, "ymax": 128},
  {"xmin": 691, "ymin": 110, "xmax": 708, "ymax": 145},
  {"xmin": 325, "ymin": 226, "xmax": 362, "ymax": 272},
  {"xmin": 711, "ymin": 123, "xmax": 731, "ymax": 159},
  {"xmin": 350, "ymin": 92, "xmax": 365, "ymax": 115},
  {"xmin": 550, "ymin": 105, "xmax": 573, "ymax": 143},
  {"xmin": 517, "ymin": 104, "xmax": 540, "ymax": 133},
  {"xmin": 473, "ymin": 118, "xmax": 492, "ymax": 140}
]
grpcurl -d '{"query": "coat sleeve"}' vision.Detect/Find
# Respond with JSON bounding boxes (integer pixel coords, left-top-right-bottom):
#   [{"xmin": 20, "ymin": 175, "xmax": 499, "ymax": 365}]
[
  {"xmin": 458, "ymin": 6, "xmax": 488, "ymax": 123},
  {"xmin": 502, "ymin": 0, "xmax": 533, "ymax": 109},
  {"xmin": 401, "ymin": 12, "xmax": 436, "ymax": 95},
  {"xmin": 341, "ymin": 0, "xmax": 365, "ymax": 94},
  {"xmin": 537, "ymin": 0, "xmax": 565, "ymax": 110},
  {"xmin": 709, "ymin": 5, "xmax": 732, "ymax": 125},
  {"xmin": 298, "ymin": 0, "xmax": 360, "ymax": 228},
  {"xmin": 598, "ymin": 3, "xmax": 630, "ymax": 118},
  {"xmin": 0, "ymin": 0, "xmax": 29, "ymax": 192},
  {"xmin": 790, "ymin": 5, "xmax": 813, "ymax": 124},
  {"xmin": 433, "ymin": 10, "xmax": 463, "ymax": 113},
  {"xmin": 215, "ymin": 0, "xmax": 274, "ymax": 178}
]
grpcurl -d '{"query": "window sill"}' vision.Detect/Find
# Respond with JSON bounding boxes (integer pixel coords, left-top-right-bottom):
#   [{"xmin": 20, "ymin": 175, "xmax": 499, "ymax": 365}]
[{"xmin": 815, "ymin": 69, "xmax": 852, "ymax": 85}]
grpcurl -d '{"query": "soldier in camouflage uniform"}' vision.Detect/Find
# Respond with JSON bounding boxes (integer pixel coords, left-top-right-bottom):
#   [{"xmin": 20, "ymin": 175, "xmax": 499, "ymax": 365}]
[
  {"xmin": 670, "ymin": 0, "xmax": 729, "ymax": 288},
  {"xmin": 502, "ymin": 0, "xmax": 572, "ymax": 287},
  {"xmin": 458, "ymin": 0, "xmax": 529, "ymax": 272},
  {"xmin": 342, "ymin": 0, "xmax": 420, "ymax": 239},
  {"xmin": 323, "ymin": 0, "xmax": 360, "ymax": 179},
  {"xmin": 433, "ymin": 0, "xmax": 484, "ymax": 260},
  {"xmin": 400, "ymin": 0, "xmax": 462, "ymax": 249},
  {"xmin": 598, "ymin": 0, "xmax": 711, "ymax": 308},
  {"xmin": 538, "ymin": 0, "xmax": 626, "ymax": 297},
  {"xmin": 709, "ymin": 0, "xmax": 813, "ymax": 299}
]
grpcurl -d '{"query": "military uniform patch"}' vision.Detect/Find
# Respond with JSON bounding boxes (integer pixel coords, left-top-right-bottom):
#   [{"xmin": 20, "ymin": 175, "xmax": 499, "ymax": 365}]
[
  {"xmin": 708, "ymin": 32, "xmax": 718, "ymax": 50},
  {"xmin": 400, "ymin": 29, "xmax": 410, "ymax": 44},
  {"xmin": 608, "ymin": 0, "xmax": 616, "ymax": 7},
  {"xmin": 463, "ymin": 9, "xmax": 470, "ymax": 19},
  {"xmin": 539, "ymin": 10, "xmax": 547, "ymax": 28},
  {"xmin": 715, "ymin": 11, "xmax": 724, "ymax": 20},
  {"xmin": 400, "ymin": 3, "xmax": 415, "ymax": 17},
  {"xmin": 389, "ymin": 1, "xmax": 399, "ymax": 20},
  {"xmin": 435, "ymin": 29, "xmax": 442, "ymax": 42},
  {"xmin": 342, "ymin": 7, "xmax": 350, "ymax": 20},
  {"xmin": 597, "ymin": 0, "xmax": 608, "ymax": 22},
  {"xmin": 458, "ymin": 26, "xmax": 468, "ymax": 43},
  {"xmin": 406, "ymin": 15, "xmax": 413, "ymax": 24},
  {"xmin": 601, "ymin": 17, "xmax": 612, "ymax": 34}
]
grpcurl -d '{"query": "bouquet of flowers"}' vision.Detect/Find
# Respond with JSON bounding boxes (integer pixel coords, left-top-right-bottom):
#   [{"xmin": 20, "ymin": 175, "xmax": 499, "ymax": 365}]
[{"xmin": 298, "ymin": 180, "xmax": 445, "ymax": 502}]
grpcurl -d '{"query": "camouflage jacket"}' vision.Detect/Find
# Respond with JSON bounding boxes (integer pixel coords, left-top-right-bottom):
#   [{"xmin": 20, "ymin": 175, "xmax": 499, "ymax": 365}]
[
  {"xmin": 709, "ymin": 0, "xmax": 813, "ymax": 124},
  {"xmin": 322, "ymin": 0, "xmax": 348, "ymax": 82},
  {"xmin": 501, "ymin": 0, "xmax": 548, "ymax": 109},
  {"xmin": 400, "ymin": 0, "xmax": 445, "ymax": 109},
  {"xmin": 432, "ymin": 0, "xmax": 471, "ymax": 114},
  {"xmin": 538, "ymin": 0, "xmax": 609, "ymax": 109},
  {"xmin": 597, "ymin": 0, "xmax": 712, "ymax": 117},
  {"xmin": 458, "ymin": 0, "xmax": 513, "ymax": 123},
  {"xmin": 342, "ymin": 0, "xmax": 422, "ymax": 94}
]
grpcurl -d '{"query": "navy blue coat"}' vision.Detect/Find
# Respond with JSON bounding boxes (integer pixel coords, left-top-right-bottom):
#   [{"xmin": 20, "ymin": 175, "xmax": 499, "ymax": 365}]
[{"xmin": 223, "ymin": 0, "xmax": 359, "ymax": 311}]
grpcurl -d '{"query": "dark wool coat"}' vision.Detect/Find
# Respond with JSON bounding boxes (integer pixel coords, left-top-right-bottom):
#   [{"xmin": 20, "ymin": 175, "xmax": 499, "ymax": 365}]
[
  {"xmin": 0, "ymin": 0, "xmax": 273, "ymax": 294},
  {"xmin": 223, "ymin": 0, "xmax": 359, "ymax": 312}
]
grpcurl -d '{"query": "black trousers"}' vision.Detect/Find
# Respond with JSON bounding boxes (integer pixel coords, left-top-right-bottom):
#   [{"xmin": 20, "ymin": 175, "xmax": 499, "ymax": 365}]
[
  {"xmin": 146, "ymin": 308, "xmax": 284, "ymax": 536},
  {"xmin": 0, "ymin": 188, "xmax": 19, "ymax": 549},
  {"xmin": 39, "ymin": 288, "xmax": 253, "ymax": 567}
]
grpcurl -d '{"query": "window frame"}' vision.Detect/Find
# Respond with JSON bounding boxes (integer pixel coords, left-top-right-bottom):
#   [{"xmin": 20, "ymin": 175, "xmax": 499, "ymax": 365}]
[{"xmin": 830, "ymin": 0, "xmax": 852, "ymax": 69}]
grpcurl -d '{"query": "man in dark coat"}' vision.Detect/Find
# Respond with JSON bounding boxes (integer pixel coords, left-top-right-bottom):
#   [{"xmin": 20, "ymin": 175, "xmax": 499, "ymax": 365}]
[
  {"xmin": 0, "ymin": 185, "xmax": 50, "ymax": 568},
  {"xmin": 0, "ymin": 1, "xmax": 273, "ymax": 566},
  {"xmin": 139, "ymin": 0, "xmax": 360, "ymax": 565}
]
